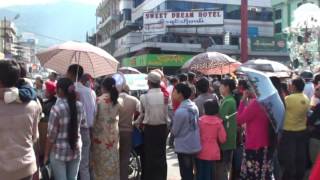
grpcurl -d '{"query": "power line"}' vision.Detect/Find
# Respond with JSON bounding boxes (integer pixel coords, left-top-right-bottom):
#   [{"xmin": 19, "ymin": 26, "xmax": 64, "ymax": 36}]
[{"xmin": 18, "ymin": 27, "xmax": 67, "ymax": 42}]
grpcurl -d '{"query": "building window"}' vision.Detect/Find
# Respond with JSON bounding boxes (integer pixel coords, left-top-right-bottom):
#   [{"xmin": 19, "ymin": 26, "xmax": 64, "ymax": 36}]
[
  {"xmin": 133, "ymin": 0, "xmax": 145, "ymax": 8},
  {"xmin": 230, "ymin": 37, "xmax": 239, "ymax": 45},
  {"xmin": 275, "ymin": 23, "xmax": 282, "ymax": 33},
  {"xmin": 275, "ymin": 9, "xmax": 282, "ymax": 20}
]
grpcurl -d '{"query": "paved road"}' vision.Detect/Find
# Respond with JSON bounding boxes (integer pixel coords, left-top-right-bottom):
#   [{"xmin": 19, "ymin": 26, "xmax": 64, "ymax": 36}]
[{"xmin": 167, "ymin": 147, "xmax": 180, "ymax": 180}]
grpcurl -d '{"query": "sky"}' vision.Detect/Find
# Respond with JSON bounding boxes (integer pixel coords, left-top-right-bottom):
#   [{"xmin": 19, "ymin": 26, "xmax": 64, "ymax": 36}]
[{"xmin": 0, "ymin": 0, "xmax": 101, "ymax": 50}]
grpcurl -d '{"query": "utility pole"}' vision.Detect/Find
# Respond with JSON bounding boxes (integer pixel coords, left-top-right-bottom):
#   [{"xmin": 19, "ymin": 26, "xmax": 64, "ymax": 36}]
[
  {"xmin": 241, "ymin": 0, "xmax": 248, "ymax": 62},
  {"xmin": 3, "ymin": 16, "xmax": 6, "ymax": 55}
]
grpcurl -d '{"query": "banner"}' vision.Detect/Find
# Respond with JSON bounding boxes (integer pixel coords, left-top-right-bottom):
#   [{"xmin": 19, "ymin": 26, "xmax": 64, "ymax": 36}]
[
  {"xmin": 124, "ymin": 74, "xmax": 148, "ymax": 91},
  {"xmin": 251, "ymin": 37, "xmax": 287, "ymax": 52},
  {"xmin": 122, "ymin": 54, "xmax": 193, "ymax": 67},
  {"xmin": 143, "ymin": 11, "xmax": 224, "ymax": 26}
]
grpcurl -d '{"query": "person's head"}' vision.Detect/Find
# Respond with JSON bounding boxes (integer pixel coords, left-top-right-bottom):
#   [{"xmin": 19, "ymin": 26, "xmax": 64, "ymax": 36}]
[
  {"xmin": 49, "ymin": 72, "xmax": 58, "ymax": 82},
  {"xmin": 178, "ymin": 73, "xmax": 188, "ymax": 83},
  {"xmin": 219, "ymin": 79, "xmax": 236, "ymax": 97},
  {"xmin": 147, "ymin": 71, "xmax": 161, "ymax": 89},
  {"xmin": 67, "ymin": 64, "xmax": 84, "ymax": 82},
  {"xmin": 237, "ymin": 79, "xmax": 250, "ymax": 94},
  {"xmin": 56, "ymin": 78, "xmax": 78, "ymax": 151},
  {"xmin": 281, "ymin": 82, "xmax": 289, "ymax": 96},
  {"xmin": 122, "ymin": 84, "xmax": 130, "ymax": 94},
  {"xmin": 18, "ymin": 62, "xmax": 27, "ymax": 78},
  {"xmin": 172, "ymin": 83, "xmax": 192, "ymax": 103},
  {"xmin": 169, "ymin": 77, "xmax": 178, "ymax": 86},
  {"xmin": 35, "ymin": 77, "xmax": 43, "ymax": 89},
  {"xmin": 196, "ymin": 77, "xmax": 209, "ymax": 94},
  {"xmin": 80, "ymin": 73, "xmax": 93, "ymax": 88},
  {"xmin": 151, "ymin": 69, "xmax": 165, "ymax": 80},
  {"xmin": 291, "ymin": 77, "xmax": 305, "ymax": 93},
  {"xmin": 300, "ymin": 71, "xmax": 313, "ymax": 83},
  {"xmin": 314, "ymin": 85, "xmax": 320, "ymax": 98},
  {"xmin": 188, "ymin": 72, "xmax": 196, "ymax": 83},
  {"xmin": 45, "ymin": 81, "xmax": 56, "ymax": 98},
  {"xmin": 102, "ymin": 77, "xmax": 119, "ymax": 105},
  {"xmin": 203, "ymin": 99, "xmax": 219, "ymax": 115},
  {"xmin": 314, "ymin": 74, "xmax": 320, "ymax": 86},
  {"xmin": 0, "ymin": 60, "xmax": 20, "ymax": 88}
]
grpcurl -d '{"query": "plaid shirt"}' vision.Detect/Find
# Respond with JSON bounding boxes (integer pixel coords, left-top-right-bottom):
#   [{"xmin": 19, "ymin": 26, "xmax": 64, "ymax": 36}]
[{"xmin": 48, "ymin": 98, "xmax": 86, "ymax": 161}]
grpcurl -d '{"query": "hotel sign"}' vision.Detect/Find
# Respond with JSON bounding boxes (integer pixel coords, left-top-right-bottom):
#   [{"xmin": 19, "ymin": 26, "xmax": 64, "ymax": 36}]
[{"xmin": 143, "ymin": 11, "xmax": 224, "ymax": 26}]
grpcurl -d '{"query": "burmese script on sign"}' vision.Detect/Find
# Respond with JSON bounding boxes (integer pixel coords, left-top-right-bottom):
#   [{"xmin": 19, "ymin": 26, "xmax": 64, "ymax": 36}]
[{"xmin": 143, "ymin": 11, "xmax": 224, "ymax": 26}]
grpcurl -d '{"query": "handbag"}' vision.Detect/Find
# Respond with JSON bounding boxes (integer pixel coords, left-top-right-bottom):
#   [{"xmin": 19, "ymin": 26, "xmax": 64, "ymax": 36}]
[{"xmin": 40, "ymin": 162, "xmax": 53, "ymax": 180}]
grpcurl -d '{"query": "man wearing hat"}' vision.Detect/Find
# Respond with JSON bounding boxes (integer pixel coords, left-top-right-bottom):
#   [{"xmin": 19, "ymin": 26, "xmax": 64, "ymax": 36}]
[{"xmin": 136, "ymin": 71, "xmax": 170, "ymax": 180}]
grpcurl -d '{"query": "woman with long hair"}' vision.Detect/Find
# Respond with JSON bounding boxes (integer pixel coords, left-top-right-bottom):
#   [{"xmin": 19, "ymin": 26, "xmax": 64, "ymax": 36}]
[
  {"xmin": 91, "ymin": 77, "xmax": 120, "ymax": 180},
  {"xmin": 44, "ymin": 78, "xmax": 86, "ymax": 180}
]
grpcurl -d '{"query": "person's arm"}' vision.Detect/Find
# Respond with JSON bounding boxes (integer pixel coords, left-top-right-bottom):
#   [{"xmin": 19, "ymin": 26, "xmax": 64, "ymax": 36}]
[
  {"xmin": 32, "ymin": 102, "xmax": 42, "ymax": 142},
  {"xmin": 44, "ymin": 107, "xmax": 59, "ymax": 164},
  {"xmin": 134, "ymin": 96, "xmax": 145, "ymax": 126},
  {"xmin": 171, "ymin": 110, "xmax": 184, "ymax": 137},
  {"xmin": 218, "ymin": 122, "xmax": 227, "ymax": 144},
  {"xmin": 236, "ymin": 100, "xmax": 256, "ymax": 125}
]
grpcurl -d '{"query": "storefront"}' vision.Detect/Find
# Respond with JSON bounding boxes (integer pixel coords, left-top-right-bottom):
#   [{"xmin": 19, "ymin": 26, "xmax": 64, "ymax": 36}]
[{"xmin": 122, "ymin": 53, "xmax": 193, "ymax": 74}]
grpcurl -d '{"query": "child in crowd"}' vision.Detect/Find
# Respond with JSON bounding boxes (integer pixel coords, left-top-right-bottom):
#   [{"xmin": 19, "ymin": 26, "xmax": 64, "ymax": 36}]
[{"xmin": 196, "ymin": 99, "xmax": 226, "ymax": 180}]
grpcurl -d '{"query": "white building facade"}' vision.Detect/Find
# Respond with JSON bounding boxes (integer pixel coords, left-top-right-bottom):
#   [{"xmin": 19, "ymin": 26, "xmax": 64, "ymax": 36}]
[{"xmin": 97, "ymin": 0, "xmax": 289, "ymax": 73}]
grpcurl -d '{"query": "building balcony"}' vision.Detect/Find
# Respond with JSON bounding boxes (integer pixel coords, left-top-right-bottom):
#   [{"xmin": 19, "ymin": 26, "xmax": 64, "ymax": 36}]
[
  {"xmin": 98, "ymin": 37, "xmax": 112, "ymax": 48},
  {"xmin": 98, "ymin": 14, "xmax": 120, "ymax": 30},
  {"xmin": 111, "ymin": 21, "xmax": 140, "ymax": 39}
]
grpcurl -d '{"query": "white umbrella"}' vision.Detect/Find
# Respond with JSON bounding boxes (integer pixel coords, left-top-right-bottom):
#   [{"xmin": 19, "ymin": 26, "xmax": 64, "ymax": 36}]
[
  {"xmin": 119, "ymin": 67, "xmax": 141, "ymax": 74},
  {"xmin": 36, "ymin": 41, "xmax": 119, "ymax": 78},
  {"xmin": 238, "ymin": 67, "xmax": 285, "ymax": 133},
  {"xmin": 241, "ymin": 59, "xmax": 292, "ymax": 78},
  {"xmin": 292, "ymin": 3, "xmax": 320, "ymax": 28}
]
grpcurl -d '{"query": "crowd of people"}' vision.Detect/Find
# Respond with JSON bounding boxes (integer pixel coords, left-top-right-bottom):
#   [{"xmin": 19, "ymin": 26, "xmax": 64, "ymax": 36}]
[{"xmin": 0, "ymin": 59, "xmax": 320, "ymax": 180}]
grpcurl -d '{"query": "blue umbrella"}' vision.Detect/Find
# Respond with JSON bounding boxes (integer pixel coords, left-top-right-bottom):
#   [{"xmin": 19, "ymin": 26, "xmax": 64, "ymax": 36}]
[{"xmin": 238, "ymin": 67, "xmax": 285, "ymax": 133}]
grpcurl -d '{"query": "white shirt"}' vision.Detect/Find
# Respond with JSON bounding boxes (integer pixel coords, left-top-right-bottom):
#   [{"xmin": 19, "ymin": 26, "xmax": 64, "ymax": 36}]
[
  {"xmin": 137, "ymin": 88, "xmax": 170, "ymax": 125},
  {"xmin": 303, "ymin": 82, "xmax": 314, "ymax": 100},
  {"xmin": 75, "ymin": 82, "xmax": 97, "ymax": 128}
]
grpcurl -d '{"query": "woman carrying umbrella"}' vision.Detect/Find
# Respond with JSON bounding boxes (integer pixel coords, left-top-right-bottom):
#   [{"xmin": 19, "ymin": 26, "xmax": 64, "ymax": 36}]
[{"xmin": 236, "ymin": 81, "xmax": 273, "ymax": 180}]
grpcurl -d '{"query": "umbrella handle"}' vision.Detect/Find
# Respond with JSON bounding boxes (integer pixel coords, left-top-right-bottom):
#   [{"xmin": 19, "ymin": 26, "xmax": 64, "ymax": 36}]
[{"xmin": 225, "ymin": 112, "xmax": 237, "ymax": 119}]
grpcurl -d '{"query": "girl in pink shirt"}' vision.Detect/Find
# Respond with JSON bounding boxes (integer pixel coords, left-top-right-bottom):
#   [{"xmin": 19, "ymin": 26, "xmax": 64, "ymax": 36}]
[
  {"xmin": 236, "ymin": 88, "xmax": 273, "ymax": 180},
  {"xmin": 196, "ymin": 99, "xmax": 226, "ymax": 180}
]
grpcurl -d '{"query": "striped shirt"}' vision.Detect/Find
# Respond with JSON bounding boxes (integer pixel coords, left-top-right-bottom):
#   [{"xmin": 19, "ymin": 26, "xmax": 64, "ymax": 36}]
[{"xmin": 47, "ymin": 98, "xmax": 86, "ymax": 161}]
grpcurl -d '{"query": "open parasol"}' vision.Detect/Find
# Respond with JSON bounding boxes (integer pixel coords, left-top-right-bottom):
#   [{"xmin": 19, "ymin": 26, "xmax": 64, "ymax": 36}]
[
  {"xmin": 36, "ymin": 41, "xmax": 119, "ymax": 78},
  {"xmin": 238, "ymin": 67, "xmax": 285, "ymax": 133},
  {"xmin": 182, "ymin": 52, "xmax": 241, "ymax": 75},
  {"xmin": 241, "ymin": 59, "xmax": 292, "ymax": 78}
]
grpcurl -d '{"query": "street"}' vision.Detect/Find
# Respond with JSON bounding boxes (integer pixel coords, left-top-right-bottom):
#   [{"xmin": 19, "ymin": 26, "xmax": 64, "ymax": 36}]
[{"xmin": 167, "ymin": 147, "xmax": 180, "ymax": 180}]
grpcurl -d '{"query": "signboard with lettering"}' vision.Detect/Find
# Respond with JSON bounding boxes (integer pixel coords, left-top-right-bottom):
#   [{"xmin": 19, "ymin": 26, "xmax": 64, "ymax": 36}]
[
  {"xmin": 122, "ymin": 54, "xmax": 193, "ymax": 67},
  {"xmin": 251, "ymin": 37, "xmax": 287, "ymax": 52},
  {"xmin": 143, "ymin": 22, "xmax": 166, "ymax": 35},
  {"xmin": 143, "ymin": 11, "xmax": 224, "ymax": 26}
]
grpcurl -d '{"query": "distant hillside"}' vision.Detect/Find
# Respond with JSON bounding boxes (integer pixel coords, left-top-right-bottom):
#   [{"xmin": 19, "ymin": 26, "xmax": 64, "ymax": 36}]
[{"xmin": 0, "ymin": 1, "xmax": 96, "ymax": 48}]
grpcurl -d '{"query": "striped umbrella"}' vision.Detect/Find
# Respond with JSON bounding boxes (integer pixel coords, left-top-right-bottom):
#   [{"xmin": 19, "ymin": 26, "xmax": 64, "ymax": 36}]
[
  {"xmin": 36, "ymin": 41, "xmax": 119, "ymax": 78},
  {"xmin": 182, "ymin": 52, "xmax": 241, "ymax": 75}
]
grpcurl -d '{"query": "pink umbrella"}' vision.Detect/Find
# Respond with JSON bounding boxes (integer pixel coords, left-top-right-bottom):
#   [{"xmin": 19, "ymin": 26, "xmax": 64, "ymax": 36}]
[
  {"xmin": 182, "ymin": 52, "xmax": 241, "ymax": 75},
  {"xmin": 36, "ymin": 41, "xmax": 119, "ymax": 78}
]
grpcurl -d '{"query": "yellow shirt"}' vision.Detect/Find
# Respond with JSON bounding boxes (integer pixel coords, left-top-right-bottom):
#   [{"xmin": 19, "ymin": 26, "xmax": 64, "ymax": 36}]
[{"xmin": 284, "ymin": 93, "xmax": 310, "ymax": 131}]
